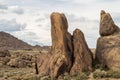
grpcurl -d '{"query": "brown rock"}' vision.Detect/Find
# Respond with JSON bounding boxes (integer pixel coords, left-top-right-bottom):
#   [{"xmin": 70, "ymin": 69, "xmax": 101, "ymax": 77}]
[
  {"xmin": 39, "ymin": 53, "xmax": 51, "ymax": 76},
  {"xmin": 0, "ymin": 50, "xmax": 11, "ymax": 57},
  {"xmin": 0, "ymin": 50, "xmax": 11, "ymax": 67},
  {"xmin": 7, "ymin": 53, "xmax": 33, "ymax": 68},
  {"xmin": 7, "ymin": 58, "xmax": 28, "ymax": 68},
  {"xmin": 0, "ymin": 57, "xmax": 10, "ymax": 66},
  {"xmin": 101, "ymin": 47, "xmax": 120, "ymax": 71},
  {"xmin": 96, "ymin": 33, "xmax": 120, "ymax": 70},
  {"xmin": 49, "ymin": 12, "xmax": 73, "ymax": 78},
  {"xmin": 100, "ymin": 10, "xmax": 119, "ymax": 36},
  {"xmin": 70, "ymin": 29, "xmax": 93, "ymax": 76},
  {"xmin": 96, "ymin": 10, "xmax": 120, "ymax": 71}
]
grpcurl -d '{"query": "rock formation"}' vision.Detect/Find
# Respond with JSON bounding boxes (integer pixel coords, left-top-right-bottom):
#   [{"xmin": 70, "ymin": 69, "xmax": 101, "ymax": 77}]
[
  {"xmin": 7, "ymin": 53, "xmax": 33, "ymax": 68},
  {"xmin": 70, "ymin": 29, "xmax": 93, "ymax": 76},
  {"xmin": 7, "ymin": 52, "xmax": 41, "ymax": 68},
  {"xmin": 38, "ymin": 12, "xmax": 94, "ymax": 78},
  {"xmin": 49, "ymin": 12, "xmax": 73, "ymax": 78},
  {"xmin": 0, "ymin": 50, "xmax": 11, "ymax": 67},
  {"xmin": 96, "ymin": 10, "xmax": 120, "ymax": 71},
  {"xmin": 100, "ymin": 10, "xmax": 119, "ymax": 36}
]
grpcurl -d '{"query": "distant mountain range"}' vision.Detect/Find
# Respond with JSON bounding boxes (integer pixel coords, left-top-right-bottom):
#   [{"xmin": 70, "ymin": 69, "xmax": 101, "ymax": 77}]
[{"xmin": 0, "ymin": 31, "xmax": 32, "ymax": 50}]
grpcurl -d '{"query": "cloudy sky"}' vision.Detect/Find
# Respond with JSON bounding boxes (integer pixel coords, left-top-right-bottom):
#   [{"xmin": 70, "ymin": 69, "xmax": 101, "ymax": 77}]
[{"xmin": 0, "ymin": 0, "xmax": 120, "ymax": 48}]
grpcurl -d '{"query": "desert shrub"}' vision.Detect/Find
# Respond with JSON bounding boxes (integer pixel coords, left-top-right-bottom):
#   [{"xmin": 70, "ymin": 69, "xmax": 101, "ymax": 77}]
[
  {"xmin": 73, "ymin": 72, "xmax": 89, "ymax": 80},
  {"xmin": 22, "ymin": 76, "xmax": 34, "ymax": 80},
  {"xmin": 93, "ymin": 69, "xmax": 106, "ymax": 79},
  {"xmin": 106, "ymin": 70, "xmax": 120, "ymax": 79},
  {"xmin": 64, "ymin": 74, "xmax": 71, "ymax": 80},
  {"xmin": 40, "ymin": 75, "xmax": 52, "ymax": 80},
  {"xmin": 21, "ymin": 74, "xmax": 37, "ymax": 80},
  {"xmin": 93, "ymin": 69, "xmax": 120, "ymax": 79}
]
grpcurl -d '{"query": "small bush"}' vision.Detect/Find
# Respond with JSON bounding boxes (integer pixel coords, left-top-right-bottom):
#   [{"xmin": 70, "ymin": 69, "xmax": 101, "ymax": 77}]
[
  {"xmin": 64, "ymin": 74, "xmax": 71, "ymax": 80},
  {"xmin": 93, "ymin": 69, "xmax": 106, "ymax": 79},
  {"xmin": 106, "ymin": 70, "xmax": 120, "ymax": 79},
  {"xmin": 93, "ymin": 69, "xmax": 120, "ymax": 79},
  {"xmin": 73, "ymin": 72, "xmax": 89, "ymax": 80},
  {"xmin": 40, "ymin": 75, "xmax": 52, "ymax": 80}
]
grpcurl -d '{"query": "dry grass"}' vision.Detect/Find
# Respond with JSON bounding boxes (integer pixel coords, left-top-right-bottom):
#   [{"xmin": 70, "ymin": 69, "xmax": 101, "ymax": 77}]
[
  {"xmin": 93, "ymin": 69, "xmax": 120, "ymax": 79},
  {"xmin": 0, "ymin": 67, "xmax": 35, "ymax": 80}
]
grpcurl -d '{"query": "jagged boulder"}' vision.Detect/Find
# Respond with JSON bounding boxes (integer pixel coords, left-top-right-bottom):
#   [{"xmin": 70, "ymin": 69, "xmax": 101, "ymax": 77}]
[
  {"xmin": 96, "ymin": 10, "xmax": 120, "ymax": 71},
  {"xmin": 70, "ymin": 29, "xmax": 93, "ymax": 76},
  {"xmin": 49, "ymin": 12, "xmax": 73, "ymax": 78},
  {"xmin": 100, "ymin": 10, "xmax": 119, "ymax": 36}
]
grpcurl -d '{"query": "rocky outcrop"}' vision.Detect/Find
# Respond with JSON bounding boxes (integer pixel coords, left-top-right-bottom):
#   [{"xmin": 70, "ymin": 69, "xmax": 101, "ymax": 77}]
[
  {"xmin": 96, "ymin": 10, "xmax": 120, "ymax": 71},
  {"xmin": 7, "ymin": 52, "xmax": 41, "ymax": 68},
  {"xmin": 49, "ymin": 12, "xmax": 73, "ymax": 78},
  {"xmin": 100, "ymin": 10, "xmax": 119, "ymax": 36},
  {"xmin": 70, "ymin": 29, "xmax": 92, "ymax": 76},
  {"xmin": 38, "ymin": 12, "xmax": 94, "ymax": 78},
  {"xmin": 0, "ymin": 50, "xmax": 11, "ymax": 67},
  {"xmin": 7, "ymin": 53, "xmax": 33, "ymax": 68},
  {"xmin": 0, "ymin": 50, "xmax": 11, "ymax": 57}
]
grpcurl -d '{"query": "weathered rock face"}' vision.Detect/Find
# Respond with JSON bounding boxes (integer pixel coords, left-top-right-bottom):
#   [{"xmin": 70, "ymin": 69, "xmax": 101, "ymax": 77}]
[
  {"xmin": 49, "ymin": 12, "xmax": 73, "ymax": 78},
  {"xmin": 100, "ymin": 10, "xmax": 119, "ymax": 36},
  {"xmin": 39, "ymin": 53, "xmax": 51, "ymax": 76},
  {"xmin": 70, "ymin": 29, "xmax": 92, "ymax": 76},
  {"xmin": 96, "ymin": 10, "xmax": 120, "ymax": 71},
  {"xmin": 96, "ymin": 33, "xmax": 120, "ymax": 70}
]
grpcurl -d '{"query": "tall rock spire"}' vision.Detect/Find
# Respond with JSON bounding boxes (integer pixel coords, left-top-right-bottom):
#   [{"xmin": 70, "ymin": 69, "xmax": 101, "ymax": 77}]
[
  {"xmin": 49, "ymin": 12, "xmax": 73, "ymax": 78},
  {"xmin": 70, "ymin": 29, "xmax": 93, "ymax": 76}
]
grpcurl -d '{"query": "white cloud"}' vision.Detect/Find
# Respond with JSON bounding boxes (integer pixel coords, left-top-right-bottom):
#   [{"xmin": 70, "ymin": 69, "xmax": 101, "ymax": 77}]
[
  {"xmin": 0, "ymin": 3, "xmax": 24, "ymax": 15},
  {"xmin": 0, "ymin": 3, "xmax": 8, "ymax": 9},
  {"xmin": 61, "ymin": 0, "xmax": 96, "ymax": 4},
  {"xmin": 65, "ymin": 13, "xmax": 99, "ymax": 48},
  {"xmin": 8, "ymin": 6, "xmax": 24, "ymax": 14},
  {"xmin": 11, "ymin": 30, "xmax": 51, "ymax": 46},
  {"xmin": 0, "ymin": 0, "xmax": 120, "ymax": 48},
  {"xmin": 0, "ymin": 19, "xmax": 26, "ymax": 32}
]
